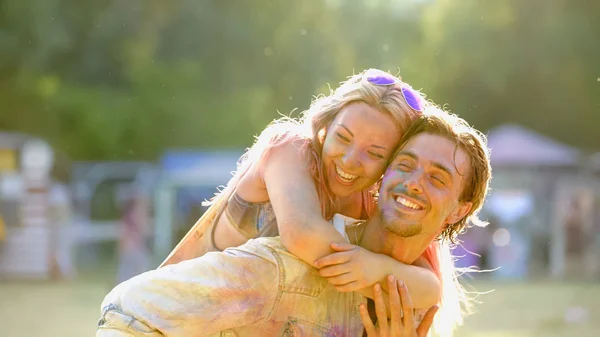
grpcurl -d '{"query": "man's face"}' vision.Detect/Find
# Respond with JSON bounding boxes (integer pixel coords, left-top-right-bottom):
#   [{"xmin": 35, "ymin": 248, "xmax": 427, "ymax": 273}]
[{"xmin": 377, "ymin": 133, "xmax": 473, "ymax": 239}]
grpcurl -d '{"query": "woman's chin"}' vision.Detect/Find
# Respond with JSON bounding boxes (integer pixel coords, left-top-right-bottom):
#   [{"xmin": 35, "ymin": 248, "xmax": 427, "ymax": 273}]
[{"xmin": 329, "ymin": 180, "xmax": 359, "ymax": 198}]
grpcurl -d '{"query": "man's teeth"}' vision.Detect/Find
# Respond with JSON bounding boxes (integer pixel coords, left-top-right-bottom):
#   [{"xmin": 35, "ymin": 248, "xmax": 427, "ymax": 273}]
[
  {"xmin": 336, "ymin": 166, "xmax": 358, "ymax": 182},
  {"xmin": 395, "ymin": 196, "xmax": 422, "ymax": 210}
]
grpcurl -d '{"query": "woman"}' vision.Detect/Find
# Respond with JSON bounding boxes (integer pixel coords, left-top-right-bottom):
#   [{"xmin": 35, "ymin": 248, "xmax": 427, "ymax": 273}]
[{"xmin": 161, "ymin": 68, "xmax": 441, "ymax": 308}]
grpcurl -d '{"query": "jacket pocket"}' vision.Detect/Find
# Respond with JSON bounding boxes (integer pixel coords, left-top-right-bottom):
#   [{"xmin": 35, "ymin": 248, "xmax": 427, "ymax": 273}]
[{"xmin": 281, "ymin": 317, "xmax": 343, "ymax": 337}]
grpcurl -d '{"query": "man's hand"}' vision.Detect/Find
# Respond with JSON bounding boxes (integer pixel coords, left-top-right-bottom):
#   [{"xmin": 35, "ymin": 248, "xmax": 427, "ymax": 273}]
[
  {"xmin": 359, "ymin": 275, "xmax": 438, "ymax": 337},
  {"xmin": 314, "ymin": 243, "xmax": 385, "ymax": 292}
]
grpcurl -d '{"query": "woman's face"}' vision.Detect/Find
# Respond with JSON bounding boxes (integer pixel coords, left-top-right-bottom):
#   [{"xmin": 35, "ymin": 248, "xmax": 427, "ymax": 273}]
[{"xmin": 322, "ymin": 102, "xmax": 401, "ymax": 198}]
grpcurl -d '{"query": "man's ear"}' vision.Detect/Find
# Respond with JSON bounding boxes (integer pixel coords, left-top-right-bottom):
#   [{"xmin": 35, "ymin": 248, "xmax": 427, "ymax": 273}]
[{"xmin": 445, "ymin": 201, "xmax": 473, "ymax": 225}]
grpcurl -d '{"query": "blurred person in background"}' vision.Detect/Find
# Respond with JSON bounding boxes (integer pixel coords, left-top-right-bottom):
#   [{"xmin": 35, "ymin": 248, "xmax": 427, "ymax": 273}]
[
  {"xmin": 0, "ymin": 211, "xmax": 5, "ymax": 253},
  {"xmin": 116, "ymin": 185, "xmax": 151, "ymax": 284},
  {"xmin": 48, "ymin": 179, "xmax": 76, "ymax": 279}
]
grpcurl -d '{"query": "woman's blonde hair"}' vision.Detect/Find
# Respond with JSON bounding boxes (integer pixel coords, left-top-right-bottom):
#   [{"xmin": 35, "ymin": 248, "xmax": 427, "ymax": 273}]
[
  {"xmin": 306, "ymin": 68, "xmax": 421, "ymax": 157},
  {"xmin": 206, "ymin": 69, "xmax": 423, "ymax": 220}
]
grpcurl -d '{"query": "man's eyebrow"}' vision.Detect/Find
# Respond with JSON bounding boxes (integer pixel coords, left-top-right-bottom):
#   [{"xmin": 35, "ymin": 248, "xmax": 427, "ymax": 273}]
[
  {"xmin": 395, "ymin": 150, "xmax": 417, "ymax": 161},
  {"xmin": 432, "ymin": 162, "xmax": 453, "ymax": 178}
]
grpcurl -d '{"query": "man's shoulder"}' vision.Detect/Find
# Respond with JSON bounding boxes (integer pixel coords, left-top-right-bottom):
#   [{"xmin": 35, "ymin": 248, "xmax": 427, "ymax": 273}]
[
  {"xmin": 223, "ymin": 237, "xmax": 295, "ymax": 264},
  {"xmin": 239, "ymin": 237, "xmax": 329, "ymax": 295},
  {"xmin": 230, "ymin": 237, "xmax": 319, "ymax": 277},
  {"xmin": 233, "ymin": 237, "xmax": 301, "ymax": 261},
  {"xmin": 234, "ymin": 236, "xmax": 285, "ymax": 252}
]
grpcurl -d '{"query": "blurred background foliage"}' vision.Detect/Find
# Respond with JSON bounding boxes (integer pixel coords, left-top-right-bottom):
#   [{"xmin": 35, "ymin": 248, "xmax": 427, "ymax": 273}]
[
  {"xmin": 1, "ymin": 2, "xmax": 599, "ymax": 336},
  {"xmin": 1, "ymin": 0, "xmax": 598, "ymax": 161}
]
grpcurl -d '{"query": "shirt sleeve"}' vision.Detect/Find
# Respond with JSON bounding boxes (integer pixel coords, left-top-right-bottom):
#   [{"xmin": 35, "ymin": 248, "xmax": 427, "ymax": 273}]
[{"xmin": 97, "ymin": 244, "xmax": 280, "ymax": 337}]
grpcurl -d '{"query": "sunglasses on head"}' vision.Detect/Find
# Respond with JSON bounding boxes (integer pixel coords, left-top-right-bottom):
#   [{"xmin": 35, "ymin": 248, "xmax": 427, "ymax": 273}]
[{"xmin": 365, "ymin": 70, "xmax": 425, "ymax": 112}]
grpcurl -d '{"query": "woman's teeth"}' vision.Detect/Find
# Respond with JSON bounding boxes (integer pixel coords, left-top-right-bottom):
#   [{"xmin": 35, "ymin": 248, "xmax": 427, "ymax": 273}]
[
  {"xmin": 336, "ymin": 166, "xmax": 358, "ymax": 183},
  {"xmin": 395, "ymin": 196, "xmax": 422, "ymax": 210}
]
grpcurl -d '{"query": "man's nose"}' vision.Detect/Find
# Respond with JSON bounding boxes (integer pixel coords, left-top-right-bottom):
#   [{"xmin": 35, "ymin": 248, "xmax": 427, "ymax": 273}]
[{"xmin": 403, "ymin": 171, "xmax": 424, "ymax": 194}]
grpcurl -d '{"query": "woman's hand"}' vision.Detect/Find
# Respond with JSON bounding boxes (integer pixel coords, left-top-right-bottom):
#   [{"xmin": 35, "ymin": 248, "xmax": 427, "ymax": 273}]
[
  {"xmin": 360, "ymin": 275, "xmax": 439, "ymax": 337},
  {"xmin": 314, "ymin": 243, "xmax": 385, "ymax": 292}
]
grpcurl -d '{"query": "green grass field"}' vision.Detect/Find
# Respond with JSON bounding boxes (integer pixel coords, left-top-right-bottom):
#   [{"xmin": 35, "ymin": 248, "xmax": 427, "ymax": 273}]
[{"xmin": 1, "ymin": 278, "xmax": 598, "ymax": 337}]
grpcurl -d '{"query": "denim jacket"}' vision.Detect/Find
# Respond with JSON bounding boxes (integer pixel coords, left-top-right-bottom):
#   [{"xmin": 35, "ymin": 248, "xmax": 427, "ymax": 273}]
[{"xmin": 97, "ymin": 235, "xmax": 367, "ymax": 337}]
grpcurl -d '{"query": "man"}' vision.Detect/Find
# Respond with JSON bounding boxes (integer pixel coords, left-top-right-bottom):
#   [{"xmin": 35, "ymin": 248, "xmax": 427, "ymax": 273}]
[{"xmin": 96, "ymin": 110, "xmax": 491, "ymax": 337}]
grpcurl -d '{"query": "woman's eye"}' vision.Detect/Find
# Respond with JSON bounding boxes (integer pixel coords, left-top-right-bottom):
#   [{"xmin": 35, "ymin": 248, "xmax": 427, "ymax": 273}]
[
  {"xmin": 336, "ymin": 133, "xmax": 350, "ymax": 143},
  {"xmin": 368, "ymin": 152, "xmax": 385, "ymax": 160}
]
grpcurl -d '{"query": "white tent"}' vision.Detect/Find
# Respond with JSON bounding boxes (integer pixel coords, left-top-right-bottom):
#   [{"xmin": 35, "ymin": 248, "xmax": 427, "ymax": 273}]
[{"xmin": 487, "ymin": 124, "xmax": 581, "ymax": 167}]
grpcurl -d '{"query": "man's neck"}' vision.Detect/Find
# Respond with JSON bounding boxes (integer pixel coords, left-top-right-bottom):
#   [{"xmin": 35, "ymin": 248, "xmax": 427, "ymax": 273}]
[{"xmin": 359, "ymin": 212, "xmax": 436, "ymax": 265}]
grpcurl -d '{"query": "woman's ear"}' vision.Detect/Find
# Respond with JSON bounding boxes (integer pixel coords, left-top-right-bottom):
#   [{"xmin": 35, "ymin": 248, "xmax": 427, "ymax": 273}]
[{"xmin": 318, "ymin": 128, "xmax": 327, "ymax": 144}]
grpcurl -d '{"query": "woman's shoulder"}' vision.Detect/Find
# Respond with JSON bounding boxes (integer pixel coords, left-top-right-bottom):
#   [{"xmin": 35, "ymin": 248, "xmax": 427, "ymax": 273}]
[
  {"xmin": 257, "ymin": 142, "xmax": 316, "ymax": 183},
  {"xmin": 259, "ymin": 133, "xmax": 315, "ymax": 168}
]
